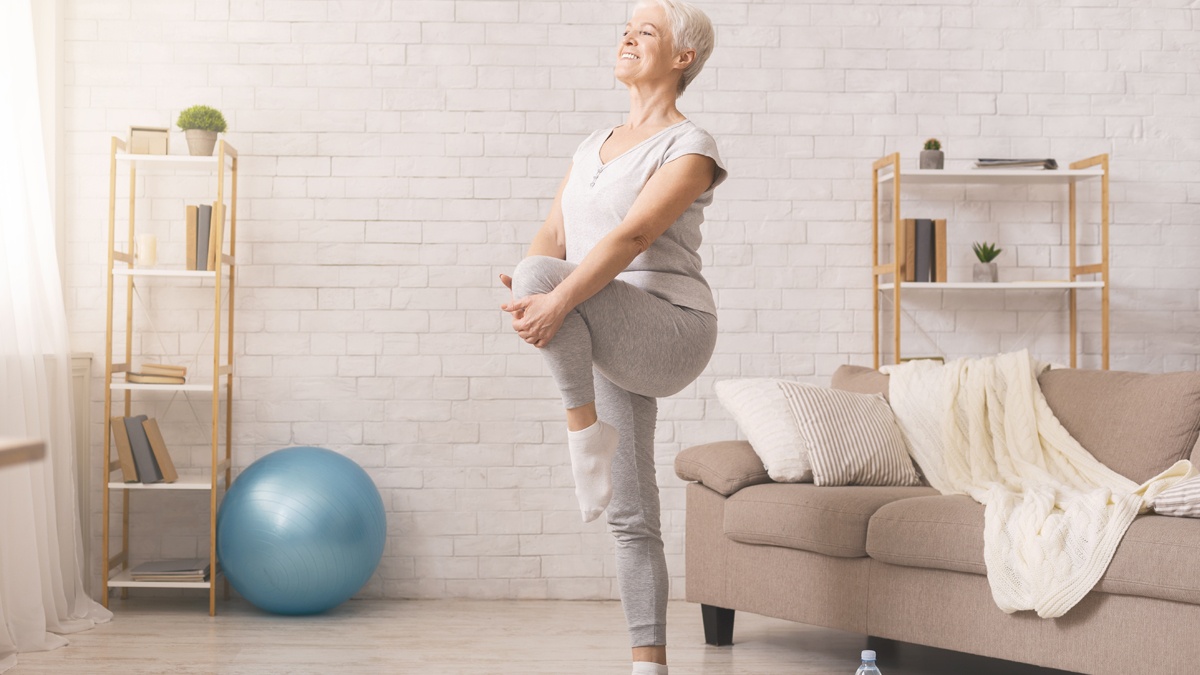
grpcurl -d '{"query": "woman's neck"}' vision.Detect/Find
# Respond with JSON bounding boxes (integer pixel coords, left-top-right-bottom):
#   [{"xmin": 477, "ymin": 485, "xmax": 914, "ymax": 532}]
[{"xmin": 624, "ymin": 83, "xmax": 685, "ymax": 131}]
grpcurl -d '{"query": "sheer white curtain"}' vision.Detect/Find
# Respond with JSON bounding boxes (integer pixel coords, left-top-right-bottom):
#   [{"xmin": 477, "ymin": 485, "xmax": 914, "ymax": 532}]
[{"xmin": 0, "ymin": 0, "xmax": 113, "ymax": 671}]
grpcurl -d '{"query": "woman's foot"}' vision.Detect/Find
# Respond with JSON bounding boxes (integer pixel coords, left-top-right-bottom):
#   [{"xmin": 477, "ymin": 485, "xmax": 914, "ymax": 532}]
[
  {"xmin": 631, "ymin": 662, "xmax": 667, "ymax": 675},
  {"xmin": 566, "ymin": 419, "xmax": 618, "ymax": 521}
]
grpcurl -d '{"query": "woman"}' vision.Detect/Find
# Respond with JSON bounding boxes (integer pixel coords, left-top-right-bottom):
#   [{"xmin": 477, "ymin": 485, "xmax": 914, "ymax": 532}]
[{"xmin": 500, "ymin": 1, "xmax": 723, "ymax": 673}]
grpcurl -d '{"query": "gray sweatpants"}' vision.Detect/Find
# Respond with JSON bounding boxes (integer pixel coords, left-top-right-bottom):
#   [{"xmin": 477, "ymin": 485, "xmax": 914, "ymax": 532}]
[{"xmin": 511, "ymin": 255, "xmax": 718, "ymax": 647}]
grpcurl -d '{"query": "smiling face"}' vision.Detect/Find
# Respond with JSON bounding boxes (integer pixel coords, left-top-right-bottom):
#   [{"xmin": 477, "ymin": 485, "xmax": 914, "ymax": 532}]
[{"xmin": 616, "ymin": 3, "xmax": 689, "ymax": 91}]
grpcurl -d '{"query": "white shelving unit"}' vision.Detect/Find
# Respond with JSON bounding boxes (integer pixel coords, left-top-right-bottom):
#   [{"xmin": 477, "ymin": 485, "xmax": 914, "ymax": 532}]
[
  {"xmin": 102, "ymin": 138, "xmax": 239, "ymax": 616},
  {"xmin": 870, "ymin": 154, "xmax": 1110, "ymax": 369}
]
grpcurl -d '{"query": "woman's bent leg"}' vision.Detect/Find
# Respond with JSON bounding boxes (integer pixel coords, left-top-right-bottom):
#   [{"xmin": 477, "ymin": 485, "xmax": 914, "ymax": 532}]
[
  {"xmin": 596, "ymin": 372, "xmax": 668, "ymax": 650},
  {"xmin": 509, "ymin": 256, "xmax": 595, "ymax": 408}
]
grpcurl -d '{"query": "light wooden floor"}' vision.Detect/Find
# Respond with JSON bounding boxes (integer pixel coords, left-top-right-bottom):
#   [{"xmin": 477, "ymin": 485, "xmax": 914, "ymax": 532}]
[{"xmin": 12, "ymin": 598, "xmax": 1075, "ymax": 674}]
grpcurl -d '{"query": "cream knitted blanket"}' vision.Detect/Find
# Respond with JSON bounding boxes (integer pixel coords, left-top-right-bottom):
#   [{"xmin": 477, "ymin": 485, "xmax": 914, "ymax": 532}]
[{"xmin": 885, "ymin": 351, "xmax": 1195, "ymax": 618}]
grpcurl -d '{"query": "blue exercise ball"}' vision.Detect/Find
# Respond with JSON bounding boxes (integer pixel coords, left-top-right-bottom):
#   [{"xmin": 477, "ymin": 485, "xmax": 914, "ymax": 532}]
[{"xmin": 217, "ymin": 446, "xmax": 386, "ymax": 615}]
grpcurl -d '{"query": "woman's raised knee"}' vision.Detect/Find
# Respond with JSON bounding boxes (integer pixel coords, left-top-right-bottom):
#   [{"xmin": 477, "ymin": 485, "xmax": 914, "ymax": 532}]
[{"xmin": 511, "ymin": 255, "xmax": 572, "ymax": 298}]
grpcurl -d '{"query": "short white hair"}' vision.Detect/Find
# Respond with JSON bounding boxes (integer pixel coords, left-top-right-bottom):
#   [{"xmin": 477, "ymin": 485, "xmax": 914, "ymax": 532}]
[{"xmin": 634, "ymin": 0, "xmax": 715, "ymax": 96}]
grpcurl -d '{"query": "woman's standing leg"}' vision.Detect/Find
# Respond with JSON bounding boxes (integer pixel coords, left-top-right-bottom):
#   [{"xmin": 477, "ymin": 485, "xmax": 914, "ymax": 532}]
[{"xmin": 595, "ymin": 372, "xmax": 669, "ymax": 664}]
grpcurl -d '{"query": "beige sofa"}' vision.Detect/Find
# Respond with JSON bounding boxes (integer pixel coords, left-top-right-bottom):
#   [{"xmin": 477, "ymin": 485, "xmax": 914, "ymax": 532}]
[{"xmin": 676, "ymin": 365, "xmax": 1200, "ymax": 674}]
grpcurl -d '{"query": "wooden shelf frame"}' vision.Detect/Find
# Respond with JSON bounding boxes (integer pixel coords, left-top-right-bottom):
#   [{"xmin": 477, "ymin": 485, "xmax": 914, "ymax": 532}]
[
  {"xmin": 870, "ymin": 153, "xmax": 1109, "ymax": 370},
  {"xmin": 102, "ymin": 137, "xmax": 238, "ymax": 616}
]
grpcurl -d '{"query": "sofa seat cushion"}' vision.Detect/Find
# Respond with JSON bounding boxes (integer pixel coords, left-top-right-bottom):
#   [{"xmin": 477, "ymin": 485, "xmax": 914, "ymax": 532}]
[
  {"xmin": 867, "ymin": 495, "xmax": 1200, "ymax": 605},
  {"xmin": 723, "ymin": 483, "xmax": 937, "ymax": 557},
  {"xmin": 674, "ymin": 441, "xmax": 771, "ymax": 496}
]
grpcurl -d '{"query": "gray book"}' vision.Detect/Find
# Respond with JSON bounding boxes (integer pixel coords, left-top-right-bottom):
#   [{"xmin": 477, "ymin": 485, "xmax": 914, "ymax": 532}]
[
  {"xmin": 123, "ymin": 415, "xmax": 163, "ymax": 483},
  {"xmin": 915, "ymin": 219, "xmax": 933, "ymax": 283},
  {"xmin": 196, "ymin": 204, "xmax": 212, "ymax": 271}
]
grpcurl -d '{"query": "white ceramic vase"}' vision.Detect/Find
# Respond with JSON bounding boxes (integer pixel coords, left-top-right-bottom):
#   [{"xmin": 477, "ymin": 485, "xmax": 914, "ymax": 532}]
[{"xmin": 973, "ymin": 262, "xmax": 998, "ymax": 283}]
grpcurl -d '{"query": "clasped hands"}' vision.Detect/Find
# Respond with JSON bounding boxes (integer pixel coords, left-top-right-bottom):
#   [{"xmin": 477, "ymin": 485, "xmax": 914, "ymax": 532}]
[{"xmin": 499, "ymin": 274, "xmax": 568, "ymax": 349}]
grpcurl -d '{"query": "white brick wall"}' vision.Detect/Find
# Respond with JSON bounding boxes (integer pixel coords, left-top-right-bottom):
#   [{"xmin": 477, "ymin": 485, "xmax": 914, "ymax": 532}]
[{"xmin": 63, "ymin": 0, "xmax": 1199, "ymax": 601}]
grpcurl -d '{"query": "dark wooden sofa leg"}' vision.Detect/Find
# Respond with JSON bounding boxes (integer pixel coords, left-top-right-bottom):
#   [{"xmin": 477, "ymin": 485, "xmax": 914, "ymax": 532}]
[{"xmin": 701, "ymin": 604, "xmax": 735, "ymax": 646}]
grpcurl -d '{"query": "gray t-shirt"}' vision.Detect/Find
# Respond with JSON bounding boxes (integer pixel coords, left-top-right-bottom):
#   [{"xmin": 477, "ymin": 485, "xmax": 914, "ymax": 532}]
[{"xmin": 561, "ymin": 119, "xmax": 727, "ymax": 315}]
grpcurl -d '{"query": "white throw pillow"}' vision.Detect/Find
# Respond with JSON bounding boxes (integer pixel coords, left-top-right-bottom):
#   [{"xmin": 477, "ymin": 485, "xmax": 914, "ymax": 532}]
[
  {"xmin": 715, "ymin": 379, "xmax": 921, "ymax": 487},
  {"xmin": 714, "ymin": 378, "xmax": 813, "ymax": 482}
]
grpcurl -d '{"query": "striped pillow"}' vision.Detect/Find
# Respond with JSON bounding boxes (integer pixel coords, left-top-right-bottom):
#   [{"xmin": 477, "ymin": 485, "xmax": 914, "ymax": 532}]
[
  {"xmin": 715, "ymin": 379, "xmax": 921, "ymax": 487},
  {"xmin": 1153, "ymin": 474, "xmax": 1200, "ymax": 518},
  {"xmin": 778, "ymin": 382, "xmax": 922, "ymax": 487}
]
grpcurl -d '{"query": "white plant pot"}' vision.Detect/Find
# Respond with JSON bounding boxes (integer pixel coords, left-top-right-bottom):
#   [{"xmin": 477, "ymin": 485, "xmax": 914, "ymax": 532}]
[
  {"xmin": 185, "ymin": 129, "xmax": 218, "ymax": 156},
  {"xmin": 973, "ymin": 262, "xmax": 999, "ymax": 283}
]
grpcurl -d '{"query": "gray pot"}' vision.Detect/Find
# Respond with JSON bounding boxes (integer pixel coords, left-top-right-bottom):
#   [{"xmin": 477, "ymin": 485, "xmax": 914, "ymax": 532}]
[
  {"xmin": 920, "ymin": 150, "xmax": 944, "ymax": 170},
  {"xmin": 973, "ymin": 262, "xmax": 999, "ymax": 283},
  {"xmin": 185, "ymin": 129, "xmax": 218, "ymax": 156}
]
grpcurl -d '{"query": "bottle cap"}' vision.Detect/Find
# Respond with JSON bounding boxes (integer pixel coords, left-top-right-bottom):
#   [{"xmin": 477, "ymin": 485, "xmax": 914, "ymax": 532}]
[{"xmin": 862, "ymin": 649, "xmax": 876, "ymax": 661}]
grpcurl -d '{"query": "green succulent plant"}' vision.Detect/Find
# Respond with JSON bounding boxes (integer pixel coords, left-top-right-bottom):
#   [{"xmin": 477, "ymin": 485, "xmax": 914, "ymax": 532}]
[
  {"xmin": 924, "ymin": 138, "xmax": 942, "ymax": 151},
  {"xmin": 176, "ymin": 105, "xmax": 227, "ymax": 133},
  {"xmin": 973, "ymin": 241, "xmax": 1002, "ymax": 263}
]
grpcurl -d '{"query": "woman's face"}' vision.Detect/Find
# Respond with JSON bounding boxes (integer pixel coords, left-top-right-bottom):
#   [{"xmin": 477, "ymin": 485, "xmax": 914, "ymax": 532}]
[{"xmin": 615, "ymin": 4, "xmax": 680, "ymax": 89}]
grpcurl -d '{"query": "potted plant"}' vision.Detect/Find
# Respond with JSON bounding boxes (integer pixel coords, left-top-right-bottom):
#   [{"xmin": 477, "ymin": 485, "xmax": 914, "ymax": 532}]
[
  {"xmin": 921, "ymin": 138, "xmax": 944, "ymax": 169},
  {"xmin": 972, "ymin": 242, "xmax": 1002, "ymax": 282},
  {"xmin": 177, "ymin": 105, "xmax": 227, "ymax": 156}
]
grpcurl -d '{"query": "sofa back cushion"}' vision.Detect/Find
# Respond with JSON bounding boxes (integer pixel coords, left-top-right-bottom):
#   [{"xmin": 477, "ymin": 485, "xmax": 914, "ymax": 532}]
[
  {"xmin": 831, "ymin": 365, "xmax": 890, "ymax": 400},
  {"xmin": 830, "ymin": 365, "xmax": 1200, "ymax": 484},
  {"xmin": 1038, "ymin": 369, "xmax": 1200, "ymax": 483}
]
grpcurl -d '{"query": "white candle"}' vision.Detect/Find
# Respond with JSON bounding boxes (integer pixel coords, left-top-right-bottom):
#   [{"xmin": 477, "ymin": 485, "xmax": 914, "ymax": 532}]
[{"xmin": 136, "ymin": 234, "xmax": 157, "ymax": 267}]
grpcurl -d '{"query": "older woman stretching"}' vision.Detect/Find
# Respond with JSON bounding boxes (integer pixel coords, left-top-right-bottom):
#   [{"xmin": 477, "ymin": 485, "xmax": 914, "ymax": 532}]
[{"xmin": 499, "ymin": 1, "xmax": 724, "ymax": 673}]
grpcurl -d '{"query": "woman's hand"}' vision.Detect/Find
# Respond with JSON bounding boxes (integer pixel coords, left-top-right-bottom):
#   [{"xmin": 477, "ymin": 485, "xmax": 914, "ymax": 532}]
[{"xmin": 501, "ymin": 285, "xmax": 570, "ymax": 349}]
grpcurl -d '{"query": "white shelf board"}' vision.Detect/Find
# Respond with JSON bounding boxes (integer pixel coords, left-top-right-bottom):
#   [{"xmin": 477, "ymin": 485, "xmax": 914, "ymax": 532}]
[
  {"xmin": 108, "ymin": 471, "xmax": 227, "ymax": 491},
  {"xmin": 115, "ymin": 152, "xmax": 231, "ymax": 169},
  {"xmin": 878, "ymin": 168, "xmax": 1104, "ymax": 185},
  {"xmin": 112, "ymin": 267, "xmax": 219, "ymax": 278},
  {"xmin": 111, "ymin": 381, "xmax": 223, "ymax": 392},
  {"xmin": 108, "ymin": 568, "xmax": 217, "ymax": 589},
  {"xmin": 890, "ymin": 281, "xmax": 1105, "ymax": 291}
]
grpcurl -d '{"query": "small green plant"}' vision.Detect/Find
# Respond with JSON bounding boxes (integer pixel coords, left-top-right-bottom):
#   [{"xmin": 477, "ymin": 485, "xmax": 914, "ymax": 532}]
[
  {"xmin": 177, "ymin": 105, "xmax": 227, "ymax": 133},
  {"xmin": 973, "ymin": 242, "xmax": 1002, "ymax": 263},
  {"xmin": 924, "ymin": 138, "xmax": 941, "ymax": 151}
]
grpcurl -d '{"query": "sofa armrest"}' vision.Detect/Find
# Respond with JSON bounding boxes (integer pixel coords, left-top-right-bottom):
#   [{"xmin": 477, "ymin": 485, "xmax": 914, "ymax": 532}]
[{"xmin": 675, "ymin": 441, "xmax": 772, "ymax": 496}]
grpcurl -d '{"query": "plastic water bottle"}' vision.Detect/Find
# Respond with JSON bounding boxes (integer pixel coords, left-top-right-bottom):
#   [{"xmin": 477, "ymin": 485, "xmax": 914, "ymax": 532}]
[{"xmin": 855, "ymin": 649, "xmax": 882, "ymax": 674}]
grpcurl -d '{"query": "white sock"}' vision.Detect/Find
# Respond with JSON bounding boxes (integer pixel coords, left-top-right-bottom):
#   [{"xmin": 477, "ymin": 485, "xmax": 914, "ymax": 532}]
[
  {"xmin": 631, "ymin": 663, "xmax": 667, "ymax": 675},
  {"xmin": 566, "ymin": 420, "xmax": 618, "ymax": 522}
]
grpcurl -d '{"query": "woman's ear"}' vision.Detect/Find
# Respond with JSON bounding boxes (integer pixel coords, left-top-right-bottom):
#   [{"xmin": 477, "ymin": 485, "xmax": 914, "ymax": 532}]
[{"xmin": 674, "ymin": 48, "xmax": 696, "ymax": 71}]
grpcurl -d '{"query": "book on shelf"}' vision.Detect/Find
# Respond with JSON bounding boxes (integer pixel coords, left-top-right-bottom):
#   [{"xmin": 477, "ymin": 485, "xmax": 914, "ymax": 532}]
[
  {"xmin": 208, "ymin": 201, "xmax": 224, "ymax": 271},
  {"xmin": 934, "ymin": 219, "xmax": 948, "ymax": 283},
  {"xmin": 140, "ymin": 418, "xmax": 179, "ymax": 483},
  {"xmin": 898, "ymin": 218, "xmax": 917, "ymax": 282},
  {"xmin": 974, "ymin": 158, "xmax": 1058, "ymax": 170},
  {"xmin": 126, "ymin": 372, "xmax": 186, "ymax": 385},
  {"xmin": 123, "ymin": 414, "xmax": 163, "ymax": 483},
  {"xmin": 896, "ymin": 218, "xmax": 948, "ymax": 283},
  {"xmin": 914, "ymin": 219, "xmax": 933, "ymax": 282},
  {"xmin": 109, "ymin": 416, "xmax": 139, "ymax": 482},
  {"xmin": 140, "ymin": 363, "xmax": 187, "ymax": 378},
  {"xmin": 196, "ymin": 204, "xmax": 211, "ymax": 272},
  {"xmin": 183, "ymin": 202, "xmax": 225, "ymax": 272},
  {"xmin": 185, "ymin": 205, "xmax": 198, "ymax": 270},
  {"xmin": 130, "ymin": 558, "xmax": 210, "ymax": 582}
]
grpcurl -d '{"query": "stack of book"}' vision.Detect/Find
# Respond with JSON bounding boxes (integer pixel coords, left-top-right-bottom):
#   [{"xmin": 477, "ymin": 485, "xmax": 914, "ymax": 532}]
[
  {"xmin": 897, "ymin": 218, "xmax": 948, "ymax": 283},
  {"xmin": 126, "ymin": 363, "xmax": 187, "ymax": 385},
  {"xmin": 130, "ymin": 558, "xmax": 211, "ymax": 583},
  {"xmin": 110, "ymin": 414, "xmax": 179, "ymax": 484},
  {"xmin": 974, "ymin": 158, "xmax": 1058, "ymax": 170},
  {"xmin": 185, "ymin": 202, "xmax": 226, "ymax": 271}
]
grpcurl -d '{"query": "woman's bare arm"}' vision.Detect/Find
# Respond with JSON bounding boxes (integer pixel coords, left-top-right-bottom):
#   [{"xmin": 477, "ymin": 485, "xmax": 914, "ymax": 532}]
[{"xmin": 504, "ymin": 154, "xmax": 716, "ymax": 347}]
